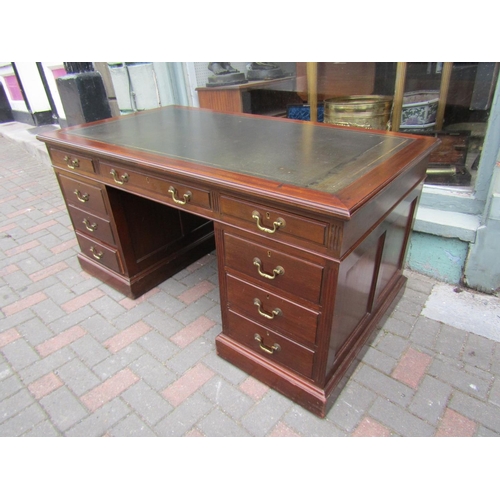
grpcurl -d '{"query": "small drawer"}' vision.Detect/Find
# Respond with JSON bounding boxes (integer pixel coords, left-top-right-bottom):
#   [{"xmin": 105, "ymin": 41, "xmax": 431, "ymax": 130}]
[
  {"xmin": 58, "ymin": 174, "xmax": 108, "ymax": 217},
  {"xmin": 224, "ymin": 233, "xmax": 324, "ymax": 304},
  {"xmin": 68, "ymin": 205, "xmax": 115, "ymax": 246},
  {"xmin": 76, "ymin": 233, "xmax": 123, "ymax": 274},
  {"xmin": 226, "ymin": 274, "xmax": 319, "ymax": 346},
  {"xmin": 100, "ymin": 162, "xmax": 212, "ymax": 211},
  {"xmin": 50, "ymin": 148, "xmax": 95, "ymax": 174},
  {"xmin": 220, "ymin": 195, "xmax": 327, "ymax": 246},
  {"xmin": 226, "ymin": 310, "xmax": 315, "ymax": 379}
]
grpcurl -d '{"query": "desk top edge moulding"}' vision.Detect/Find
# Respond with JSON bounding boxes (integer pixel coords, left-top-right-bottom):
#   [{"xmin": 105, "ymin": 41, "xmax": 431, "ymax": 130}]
[
  {"xmin": 37, "ymin": 106, "xmax": 439, "ymax": 417},
  {"xmin": 38, "ymin": 105, "xmax": 438, "ymax": 217}
]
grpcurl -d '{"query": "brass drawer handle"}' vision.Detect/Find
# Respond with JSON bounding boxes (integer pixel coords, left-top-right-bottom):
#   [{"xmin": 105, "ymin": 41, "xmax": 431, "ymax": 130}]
[
  {"xmin": 74, "ymin": 189, "xmax": 89, "ymax": 203},
  {"xmin": 253, "ymin": 257, "xmax": 284, "ymax": 280},
  {"xmin": 89, "ymin": 246, "xmax": 103, "ymax": 260},
  {"xmin": 64, "ymin": 155, "xmax": 79, "ymax": 169},
  {"xmin": 253, "ymin": 298, "xmax": 282, "ymax": 319},
  {"xmin": 83, "ymin": 218, "xmax": 98, "ymax": 232},
  {"xmin": 110, "ymin": 169, "xmax": 129, "ymax": 185},
  {"xmin": 252, "ymin": 210, "xmax": 285, "ymax": 234},
  {"xmin": 168, "ymin": 186, "xmax": 191, "ymax": 205},
  {"xmin": 254, "ymin": 334, "xmax": 280, "ymax": 354}
]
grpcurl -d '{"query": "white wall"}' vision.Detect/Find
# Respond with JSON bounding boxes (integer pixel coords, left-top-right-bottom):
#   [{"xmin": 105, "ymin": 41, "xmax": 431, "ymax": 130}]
[
  {"xmin": 12, "ymin": 63, "xmax": 50, "ymax": 112},
  {"xmin": 40, "ymin": 62, "xmax": 66, "ymax": 120}
]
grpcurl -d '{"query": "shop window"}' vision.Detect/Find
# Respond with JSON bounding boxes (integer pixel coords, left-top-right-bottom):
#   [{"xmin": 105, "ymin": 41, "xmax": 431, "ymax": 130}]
[{"xmin": 194, "ymin": 62, "xmax": 498, "ymax": 190}]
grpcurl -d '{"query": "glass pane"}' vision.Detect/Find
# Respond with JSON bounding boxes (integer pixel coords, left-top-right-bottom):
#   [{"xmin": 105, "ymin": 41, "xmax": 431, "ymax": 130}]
[{"xmin": 193, "ymin": 62, "xmax": 499, "ymax": 190}]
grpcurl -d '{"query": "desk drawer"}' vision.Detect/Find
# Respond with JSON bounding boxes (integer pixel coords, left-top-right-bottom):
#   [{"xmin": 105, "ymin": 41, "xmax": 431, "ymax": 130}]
[
  {"xmin": 50, "ymin": 148, "xmax": 96, "ymax": 174},
  {"xmin": 226, "ymin": 274, "xmax": 319, "ymax": 346},
  {"xmin": 100, "ymin": 162, "xmax": 212, "ymax": 211},
  {"xmin": 226, "ymin": 310, "xmax": 315, "ymax": 379},
  {"xmin": 76, "ymin": 233, "xmax": 123, "ymax": 274},
  {"xmin": 220, "ymin": 195, "xmax": 327, "ymax": 246},
  {"xmin": 58, "ymin": 175, "xmax": 108, "ymax": 217},
  {"xmin": 68, "ymin": 205, "xmax": 115, "ymax": 246},
  {"xmin": 224, "ymin": 233, "xmax": 324, "ymax": 304}
]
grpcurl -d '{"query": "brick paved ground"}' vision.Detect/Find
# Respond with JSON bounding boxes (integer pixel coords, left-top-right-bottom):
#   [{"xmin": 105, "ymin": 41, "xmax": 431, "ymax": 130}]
[{"xmin": 1, "ymin": 132, "xmax": 500, "ymax": 437}]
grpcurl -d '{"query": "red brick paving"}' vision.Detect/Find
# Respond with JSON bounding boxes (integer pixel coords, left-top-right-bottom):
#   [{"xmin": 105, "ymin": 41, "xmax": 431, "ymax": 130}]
[
  {"xmin": 178, "ymin": 280, "xmax": 216, "ymax": 305},
  {"xmin": 61, "ymin": 288, "xmax": 105, "ymax": 313},
  {"xmin": 161, "ymin": 363, "xmax": 215, "ymax": 407},
  {"xmin": 103, "ymin": 321, "xmax": 152, "ymax": 353},
  {"xmin": 28, "ymin": 372, "xmax": 64, "ymax": 399},
  {"xmin": 29, "ymin": 262, "xmax": 68, "ymax": 282},
  {"xmin": 0, "ymin": 328, "xmax": 21, "ymax": 348},
  {"xmin": 2, "ymin": 291, "xmax": 47, "ymax": 316},
  {"xmin": 7, "ymin": 207, "xmax": 34, "ymax": 219},
  {"xmin": 185, "ymin": 429, "xmax": 205, "ymax": 437},
  {"xmin": 26, "ymin": 219, "xmax": 58, "ymax": 234},
  {"xmin": 118, "ymin": 287, "xmax": 160, "ymax": 310},
  {"xmin": 435, "ymin": 408, "xmax": 477, "ymax": 437},
  {"xmin": 185, "ymin": 254, "xmax": 213, "ymax": 272},
  {"xmin": 391, "ymin": 347, "xmax": 432, "ymax": 389},
  {"xmin": 0, "ymin": 264, "xmax": 19, "ymax": 277},
  {"xmin": 170, "ymin": 316, "xmax": 216, "ymax": 348},
  {"xmin": 5, "ymin": 240, "xmax": 40, "ymax": 257},
  {"xmin": 0, "ymin": 195, "xmax": 16, "ymax": 205},
  {"xmin": 36, "ymin": 325, "xmax": 87, "ymax": 357},
  {"xmin": 239, "ymin": 376, "xmax": 270, "ymax": 400},
  {"xmin": 352, "ymin": 417, "xmax": 392, "ymax": 437},
  {"xmin": 269, "ymin": 422, "xmax": 301, "ymax": 437},
  {"xmin": 51, "ymin": 237, "xmax": 77, "ymax": 254},
  {"xmin": 80, "ymin": 368, "xmax": 140, "ymax": 412},
  {"xmin": 0, "ymin": 222, "xmax": 17, "ymax": 232}
]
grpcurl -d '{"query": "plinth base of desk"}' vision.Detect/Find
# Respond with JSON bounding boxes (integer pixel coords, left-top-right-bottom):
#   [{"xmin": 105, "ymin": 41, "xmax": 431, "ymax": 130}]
[
  {"xmin": 216, "ymin": 333, "xmax": 329, "ymax": 416},
  {"xmin": 216, "ymin": 274, "xmax": 406, "ymax": 418}
]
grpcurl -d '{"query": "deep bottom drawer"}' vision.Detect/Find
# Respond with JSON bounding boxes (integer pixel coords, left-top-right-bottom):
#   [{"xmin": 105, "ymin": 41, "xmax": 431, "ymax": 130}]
[
  {"xmin": 76, "ymin": 233, "xmax": 123, "ymax": 274},
  {"xmin": 226, "ymin": 310, "xmax": 315, "ymax": 379}
]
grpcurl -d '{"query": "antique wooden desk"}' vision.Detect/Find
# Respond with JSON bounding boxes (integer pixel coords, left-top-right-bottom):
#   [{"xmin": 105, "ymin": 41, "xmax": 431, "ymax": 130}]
[{"xmin": 38, "ymin": 106, "xmax": 437, "ymax": 417}]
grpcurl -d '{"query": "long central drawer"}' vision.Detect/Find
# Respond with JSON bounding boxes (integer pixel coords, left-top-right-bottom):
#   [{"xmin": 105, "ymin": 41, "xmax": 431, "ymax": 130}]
[{"xmin": 226, "ymin": 310, "xmax": 315, "ymax": 380}]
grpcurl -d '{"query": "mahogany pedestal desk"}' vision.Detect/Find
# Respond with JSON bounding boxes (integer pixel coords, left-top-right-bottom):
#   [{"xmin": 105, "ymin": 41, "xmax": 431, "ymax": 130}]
[{"xmin": 38, "ymin": 106, "xmax": 438, "ymax": 417}]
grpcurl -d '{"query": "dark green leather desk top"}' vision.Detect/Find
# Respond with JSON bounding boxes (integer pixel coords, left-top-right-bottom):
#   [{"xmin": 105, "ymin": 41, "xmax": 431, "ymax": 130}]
[{"xmin": 64, "ymin": 106, "xmax": 415, "ymax": 194}]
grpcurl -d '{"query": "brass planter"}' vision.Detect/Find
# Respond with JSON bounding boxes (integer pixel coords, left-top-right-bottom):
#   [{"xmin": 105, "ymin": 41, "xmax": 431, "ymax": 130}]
[{"xmin": 324, "ymin": 95, "xmax": 393, "ymax": 130}]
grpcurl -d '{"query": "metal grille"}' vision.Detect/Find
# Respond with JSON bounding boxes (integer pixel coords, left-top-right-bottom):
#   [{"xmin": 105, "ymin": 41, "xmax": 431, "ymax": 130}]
[{"xmin": 63, "ymin": 63, "xmax": 95, "ymax": 74}]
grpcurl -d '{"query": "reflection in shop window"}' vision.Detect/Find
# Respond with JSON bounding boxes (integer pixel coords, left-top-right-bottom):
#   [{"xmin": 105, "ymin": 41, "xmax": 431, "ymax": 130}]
[
  {"xmin": 393, "ymin": 62, "xmax": 498, "ymax": 189},
  {"xmin": 224, "ymin": 62, "xmax": 498, "ymax": 190}
]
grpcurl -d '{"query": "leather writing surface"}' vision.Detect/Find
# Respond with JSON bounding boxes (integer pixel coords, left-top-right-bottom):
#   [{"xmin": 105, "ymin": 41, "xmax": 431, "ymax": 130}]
[{"xmin": 67, "ymin": 107, "xmax": 413, "ymax": 194}]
